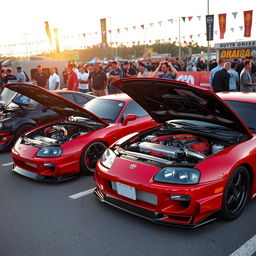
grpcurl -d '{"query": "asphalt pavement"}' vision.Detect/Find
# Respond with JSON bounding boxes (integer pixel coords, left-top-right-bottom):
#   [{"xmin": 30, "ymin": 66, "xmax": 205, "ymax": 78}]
[{"xmin": 0, "ymin": 151, "xmax": 256, "ymax": 256}]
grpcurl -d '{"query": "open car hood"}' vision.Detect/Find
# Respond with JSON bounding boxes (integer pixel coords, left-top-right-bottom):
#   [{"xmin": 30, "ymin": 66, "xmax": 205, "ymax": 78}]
[
  {"xmin": 5, "ymin": 83, "xmax": 108, "ymax": 125},
  {"xmin": 113, "ymin": 78, "xmax": 252, "ymax": 136}
]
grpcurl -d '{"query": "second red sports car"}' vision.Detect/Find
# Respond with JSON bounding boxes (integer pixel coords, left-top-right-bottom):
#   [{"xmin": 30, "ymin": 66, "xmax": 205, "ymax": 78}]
[
  {"xmin": 94, "ymin": 78, "xmax": 256, "ymax": 228},
  {"xmin": 7, "ymin": 83, "xmax": 156, "ymax": 181}
]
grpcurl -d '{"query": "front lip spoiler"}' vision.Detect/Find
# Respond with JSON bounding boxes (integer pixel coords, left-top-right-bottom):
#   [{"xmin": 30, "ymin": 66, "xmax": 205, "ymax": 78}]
[
  {"xmin": 12, "ymin": 165, "xmax": 80, "ymax": 182},
  {"xmin": 94, "ymin": 187, "xmax": 220, "ymax": 229}
]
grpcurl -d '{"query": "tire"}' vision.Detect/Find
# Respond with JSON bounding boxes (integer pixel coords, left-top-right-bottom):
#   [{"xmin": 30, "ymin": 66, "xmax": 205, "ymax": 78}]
[
  {"xmin": 80, "ymin": 141, "xmax": 107, "ymax": 175},
  {"xmin": 221, "ymin": 166, "xmax": 250, "ymax": 221}
]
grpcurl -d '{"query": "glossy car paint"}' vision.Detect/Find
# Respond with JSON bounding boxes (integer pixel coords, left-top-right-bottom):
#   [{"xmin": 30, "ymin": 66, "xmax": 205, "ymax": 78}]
[
  {"xmin": 0, "ymin": 86, "xmax": 94, "ymax": 151},
  {"xmin": 10, "ymin": 88, "xmax": 156, "ymax": 181},
  {"xmin": 94, "ymin": 79, "xmax": 256, "ymax": 227}
]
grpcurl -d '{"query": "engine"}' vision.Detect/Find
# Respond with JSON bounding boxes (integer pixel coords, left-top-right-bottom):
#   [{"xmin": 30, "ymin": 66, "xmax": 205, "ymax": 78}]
[
  {"xmin": 23, "ymin": 122, "xmax": 91, "ymax": 147},
  {"xmin": 128, "ymin": 133, "xmax": 224, "ymax": 163}
]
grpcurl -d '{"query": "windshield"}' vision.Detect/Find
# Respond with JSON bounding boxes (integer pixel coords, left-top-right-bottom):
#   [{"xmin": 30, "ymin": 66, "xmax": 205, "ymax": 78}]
[
  {"xmin": 0, "ymin": 88, "xmax": 17, "ymax": 105},
  {"xmin": 84, "ymin": 99, "xmax": 125, "ymax": 123},
  {"xmin": 225, "ymin": 100, "xmax": 256, "ymax": 133}
]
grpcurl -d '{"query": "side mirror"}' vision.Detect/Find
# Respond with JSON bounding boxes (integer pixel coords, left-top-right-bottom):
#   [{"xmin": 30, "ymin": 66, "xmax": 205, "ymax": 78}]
[{"xmin": 122, "ymin": 114, "xmax": 136, "ymax": 126}]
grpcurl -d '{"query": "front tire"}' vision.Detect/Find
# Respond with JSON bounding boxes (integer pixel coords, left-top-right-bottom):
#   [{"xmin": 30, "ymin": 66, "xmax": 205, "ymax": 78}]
[
  {"xmin": 221, "ymin": 166, "xmax": 250, "ymax": 221},
  {"xmin": 80, "ymin": 142, "xmax": 107, "ymax": 175}
]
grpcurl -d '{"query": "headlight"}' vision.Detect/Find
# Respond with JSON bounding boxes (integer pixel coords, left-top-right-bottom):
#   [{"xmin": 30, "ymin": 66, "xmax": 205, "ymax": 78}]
[
  {"xmin": 0, "ymin": 122, "xmax": 3, "ymax": 129},
  {"xmin": 36, "ymin": 147, "xmax": 62, "ymax": 158},
  {"xmin": 154, "ymin": 167, "xmax": 200, "ymax": 185},
  {"xmin": 100, "ymin": 149, "xmax": 116, "ymax": 169}
]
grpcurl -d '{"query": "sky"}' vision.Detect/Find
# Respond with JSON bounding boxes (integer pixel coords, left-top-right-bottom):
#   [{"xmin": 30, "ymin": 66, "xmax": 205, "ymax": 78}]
[{"xmin": 1, "ymin": 0, "xmax": 255, "ymax": 56}]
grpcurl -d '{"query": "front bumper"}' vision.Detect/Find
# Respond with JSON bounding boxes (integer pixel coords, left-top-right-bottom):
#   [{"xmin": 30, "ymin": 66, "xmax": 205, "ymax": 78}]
[
  {"xmin": 94, "ymin": 187, "xmax": 220, "ymax": 229},
  {"xmin": 94, "ymin": 160, "xmax": 226, "ymax": 227},
  {"xmin": 11, "ymin": 144, "xmax": 81, "ymax": 182},
  {"xmin": 12, "ymin": 165, "xmax": 80, "ymax": 182}
]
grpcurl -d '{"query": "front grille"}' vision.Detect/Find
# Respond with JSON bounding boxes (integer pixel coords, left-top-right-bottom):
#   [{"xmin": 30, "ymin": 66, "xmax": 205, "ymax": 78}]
[{"xmin": 111, "ymin": 181, "xmax": 157, "ymax": 206}]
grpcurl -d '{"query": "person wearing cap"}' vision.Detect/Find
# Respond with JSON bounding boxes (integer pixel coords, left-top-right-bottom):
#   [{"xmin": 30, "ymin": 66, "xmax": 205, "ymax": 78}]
[
  {"xmin": 16, "ymin": 66, "xmax": 26, "ymax": 83},
  {"xmin": 88, "ymin": 62, "xmax": 107, "ymax": 96},
  {"xmin": 123, "ymin": 61, "xmax": 137, "ymax": 78},
  {"xmin": 33, "ymin": 65, "xmax": 48, "ymax": 88},
  {"xmin": 3, "ymin": 68, "xmax": 17, "ymax": 84},
  {"xmin": 48, "ymin": 67, "xmax": 60, "ymax": 90},
  {"xmin": 137, "ymin": 62, "xmax": 149, "ymax": 78},
  {"xmin": 108, "ymin": 61, "xmax": 123, "ymax": 94}
]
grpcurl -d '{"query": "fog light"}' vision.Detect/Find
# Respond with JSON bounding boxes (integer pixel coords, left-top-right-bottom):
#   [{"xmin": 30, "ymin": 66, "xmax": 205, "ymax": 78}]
[
  {"xmin": 43, "ymin": 163, "xmax": 55, "ymax": 167},
  {"xmin": 171, "ymin": 194, "xmax": 191, "ymax": 201}
]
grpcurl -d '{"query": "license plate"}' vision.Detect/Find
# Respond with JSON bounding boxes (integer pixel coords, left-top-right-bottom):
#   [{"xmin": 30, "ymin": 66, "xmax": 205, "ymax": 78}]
[{"xmin": 116, "ymin": 182, "xmax": 136, "ymax": 200}]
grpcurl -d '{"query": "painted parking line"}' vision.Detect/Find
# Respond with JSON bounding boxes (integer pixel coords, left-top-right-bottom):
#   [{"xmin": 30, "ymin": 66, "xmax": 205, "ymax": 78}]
[
  {"xmin": 1, "ymin": 162, "xmax": 13, "ymax": 167},
  {"xmin": 69, "ymin": 187, "xmax": 96, "ymax": 199},
  {"xmin": 230, "ymin": 234, "xmax": 256, "ymax": 256}
]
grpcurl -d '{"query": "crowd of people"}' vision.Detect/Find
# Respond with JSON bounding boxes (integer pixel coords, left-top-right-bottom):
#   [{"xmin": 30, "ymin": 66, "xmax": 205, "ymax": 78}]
[{"xmin": 0, "ymin": 56, "xmax": 256, "ymax": 96}]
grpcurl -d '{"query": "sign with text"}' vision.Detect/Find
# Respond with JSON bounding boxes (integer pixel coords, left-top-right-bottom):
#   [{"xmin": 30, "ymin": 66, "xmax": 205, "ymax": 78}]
[
  {"xmin": 100, "ymin": 18, "xmax": 107, "ymax": 45},
  {"xmin": 206, "ymin": 15, "xmax": 214, "ymax": 41},
  {"xmin": 220, "ymin": 49, "xmax": 251, "ymax": 58}
]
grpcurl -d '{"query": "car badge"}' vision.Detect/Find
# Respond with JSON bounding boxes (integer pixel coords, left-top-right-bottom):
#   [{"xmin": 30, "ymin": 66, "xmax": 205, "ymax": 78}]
[{"xmin": 130, "ymin": 164, "xmax": 137, "ymax": 169}]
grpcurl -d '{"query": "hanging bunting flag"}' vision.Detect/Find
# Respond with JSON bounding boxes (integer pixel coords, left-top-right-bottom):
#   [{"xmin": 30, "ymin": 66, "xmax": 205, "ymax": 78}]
[
  {"xmin": 95, "ymin": 32, "xmax": 98, "ymax": 35},
  {"xmin": 158, "ymin": 21, "xmax": 162, "ymax": 26},
  {"xmin": 82, "ymin": 33, "xmax": 86, "ymax": 38},
  {"xmin": 141, "ymin": 24, "xmax": 145, "ymax": 29},
  {"xmin": 133, "ymin": 26, "xmax": 136, "ymax": 30},
  {"xmin": 244, "ymin": 10, "xmax": 253, "ymax": 37},
  {"xmin": 230, "ymin": 28, "xmax": 234, "ymax": 33},
  {"xmin": 197, "ymin": 34, "xmax": 201, "ymax": 38},
  {"xmin": 125, "ymin": 27, "xmax": 128, "ymax": 31},
  {"xmin": 232, "ymin": 12, "xmax": 238, "ymax": 19},
  {"xmin": 149, "ymin": 40, "xmax": 152, "ymax": 43},
  {"xmin": 188, "ymin": 16, "xmax": 193, "ymax": 21},
  {"xmin": 206, "ymin": 15, "xmax": 214, "ymax": 41},
  {"xmin": 89, "ymin": 33, "xmax": 91, "ymax": 36},
  {"xmin": 182, "ymin": 17, "xmax": 186, "ymax": 22},
  {"xmin": 189, "ymin": 35, "xmax": 193, "ymax": 39},
  {"xmin": 197, "ymin": 16, "xmax": 201, "ymax": 21},
  {"xmin": 218, "ymin": 13, "xmax": 226, "ymax": 39},
  {"xmin": 168, "ymin": 19, "xmax": 173, "ymax": 24},
  {"xmin": 239, "ymin": 26, "xmax": 243, "ymax": 31},
  {"xmin": 182, "ymin": 36, "xmax": 185, "ymax": 39},
  {"xmin": 149, "ymin": 23, "xmax": 154, "ymax": 27},
  {"xmin": 175, "ymin": 37, "xmax": 178, "ymax": 41},
  {"xmin": 214, "ymin": 30, "xmax": 218, "ymax": 35},
  {"xmin": 168, "ymin": 37, "xmax": 171, "ymax": 41},
  {"xmin": 137, "ymin": 41, "xmax": 140, "ymax": 45},
  {"xmin": 117, "ymin": 28, "xmax": 120, "ymax": 33}
]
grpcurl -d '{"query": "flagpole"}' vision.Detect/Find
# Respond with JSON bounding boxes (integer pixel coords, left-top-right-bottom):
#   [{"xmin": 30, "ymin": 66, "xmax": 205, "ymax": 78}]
[
  {"xmin": 178, "ymin": 17, "xmax": 181, "ymax": 59},
  {"xmin": 207, "ymin": 0, "xmax": 210, "ymax": 70}
]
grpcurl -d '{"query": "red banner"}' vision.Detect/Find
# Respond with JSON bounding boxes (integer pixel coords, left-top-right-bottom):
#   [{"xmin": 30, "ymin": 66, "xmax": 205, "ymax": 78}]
[
  {"xmin": 244, "ymin": 10, "xmax": 253, "ymax": 37},
  {"xmin": 218, "ymin": 14, "xmax": 226, "ymax": 39}
]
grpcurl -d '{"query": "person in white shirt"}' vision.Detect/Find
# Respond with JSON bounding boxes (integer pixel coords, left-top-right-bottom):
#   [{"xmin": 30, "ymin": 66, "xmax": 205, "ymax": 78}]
[
  {"xmin": 77, "ymin": 65, "xmax": 89, "ymax": 93},
  {"xmin": 137, "ymin": 62, "xmax": 149, "ymax": 78},
  {"xmin": 48, "ymin": 67, "xmax": 60, "ymax": 90}
]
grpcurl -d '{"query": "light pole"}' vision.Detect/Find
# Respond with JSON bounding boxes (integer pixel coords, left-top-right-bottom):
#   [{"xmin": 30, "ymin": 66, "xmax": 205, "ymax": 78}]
[
  {"xmin": 178, "ymin": 17, "xmax": 181, "ymax": 59},
  {"xmin": 207, "ymin": 0, "xmax": 210, "ymax": 70}
]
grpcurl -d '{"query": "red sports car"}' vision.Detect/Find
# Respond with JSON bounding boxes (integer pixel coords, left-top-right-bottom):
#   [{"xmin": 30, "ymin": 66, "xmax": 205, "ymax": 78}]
[
  {"xmin": 95, "ymin": 78, "xmax": 256, "ymax": 228},
  {"xmin": 8, "ymin": 83, "xmax": 156, "ymax": 181}
]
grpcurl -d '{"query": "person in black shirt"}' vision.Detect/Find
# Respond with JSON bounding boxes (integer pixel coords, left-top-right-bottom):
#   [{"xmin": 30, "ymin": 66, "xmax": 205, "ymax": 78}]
[
  {"xmin": 88, "ymin": 62, "xmax": 107, "ymax": 96},
  {"xmin": 123, "ymin": 61, "xmax": 137, "ymax": 78},
  {"xmin": 33, "ymin": 65, "xmax": 48, "ymax": 88},
  {"xmin": 3, "ymin": 68, "xmax": 17, "ymax": 84},
  {"xmin": 212, "ymin": 62, "xmax": 231, "ymax": 92}
]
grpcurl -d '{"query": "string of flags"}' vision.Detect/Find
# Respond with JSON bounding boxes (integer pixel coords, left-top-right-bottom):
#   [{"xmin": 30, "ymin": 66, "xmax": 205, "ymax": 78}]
[{"xmin": 0, "ymin": 9, "xmax": 255, "ymax": 56}]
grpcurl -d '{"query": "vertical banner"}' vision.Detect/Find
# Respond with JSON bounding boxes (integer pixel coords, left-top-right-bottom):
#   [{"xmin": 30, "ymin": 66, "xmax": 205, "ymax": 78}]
[
  {"xmin": 44, "ymin": 21, "xmax": 52, "ymax": 45},
  {"xmin": 100, "ymin": 18, "xmax": 107, "ymax": 45},
  {"xmin": 53, "ymin": 28, "xmax": 60, "ymax": 53},
  {"xmin": 244, "ymin": 10, "xmax": 253, "ymax": 37},
  {"xmin": 218, "ymin": 13, "xmax": 226, "ymax": 39},
  {"xmin": 206, "ymin": 15, "xmax": 214, "ymax": 41}
]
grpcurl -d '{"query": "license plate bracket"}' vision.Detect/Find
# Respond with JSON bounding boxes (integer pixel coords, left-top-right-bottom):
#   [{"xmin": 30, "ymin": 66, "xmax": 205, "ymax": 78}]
[{"xmin": 116, "ymin": 182, "xmax": 136, "ymax": 200}]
